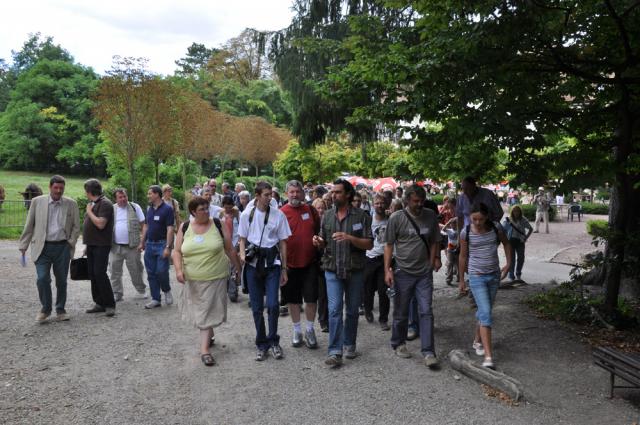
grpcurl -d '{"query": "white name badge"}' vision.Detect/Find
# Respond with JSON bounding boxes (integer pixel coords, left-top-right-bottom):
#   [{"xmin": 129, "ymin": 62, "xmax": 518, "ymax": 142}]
[
  {"xmin": 154, "ymin": 216, "xmax": 160, "ymax": 221},
  {"xmin": 352, "ymin": 223, "xmax": 363, "ymax": 231},
  {"xmin": 301, "ymin": 213, "xmax": 310, "ymax": 220},
  {"xmin": 193, "ymin": 235, "xmax": 204, "ymax": 243}
]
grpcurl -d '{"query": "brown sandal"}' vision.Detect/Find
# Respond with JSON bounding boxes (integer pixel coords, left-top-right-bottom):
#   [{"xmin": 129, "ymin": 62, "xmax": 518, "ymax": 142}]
[{"xmin": 201, "ymin": 353, "xmax": 216, "ymax": 366}]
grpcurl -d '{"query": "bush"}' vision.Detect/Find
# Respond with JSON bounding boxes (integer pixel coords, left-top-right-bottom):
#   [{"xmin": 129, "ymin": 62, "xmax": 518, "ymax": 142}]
[
  {"xmin": 579, "ymin": 202, "xmax": 609, "ymax": 215},
  {"xmin": 218, "ymin": 170, "xmax": 237, "ymax": 187},
  {"xmin": 158, "ymin": 158, "xmax": 202, "ymax": 193},
  {"xmin": 586, "ymin": 219, "xmax": 608, "ymax": 239},
  {"xmin": 519, "ymin": 204, "xmax": 557, "ymax": 222},
  {"xmin": 430, "ymin": 194, "xmax": 445, "ymax": 205}
]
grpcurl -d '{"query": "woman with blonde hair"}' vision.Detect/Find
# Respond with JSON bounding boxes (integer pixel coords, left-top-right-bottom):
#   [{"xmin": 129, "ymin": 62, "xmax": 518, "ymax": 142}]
[{"xmin": 502, "ymin": 205, "xmax": 533, "ymax": 282}]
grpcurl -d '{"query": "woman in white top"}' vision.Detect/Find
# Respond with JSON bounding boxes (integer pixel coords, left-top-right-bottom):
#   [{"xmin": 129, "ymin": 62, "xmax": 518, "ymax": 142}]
[{"xmin": 459, "ymin": 202, "xmax": 512, "ymax": 370}]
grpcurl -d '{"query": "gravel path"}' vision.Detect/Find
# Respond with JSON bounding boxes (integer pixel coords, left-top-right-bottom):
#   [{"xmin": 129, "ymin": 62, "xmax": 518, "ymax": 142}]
[{"xmin": 1, "ymin": 216, "xmax": 637, "ymax": 425}]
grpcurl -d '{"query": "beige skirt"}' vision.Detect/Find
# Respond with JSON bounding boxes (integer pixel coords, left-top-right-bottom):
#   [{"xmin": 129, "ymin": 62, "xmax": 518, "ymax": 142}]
[{"xmin": 179, "ymin": 278, "xmax": 228, "ymax": 329}]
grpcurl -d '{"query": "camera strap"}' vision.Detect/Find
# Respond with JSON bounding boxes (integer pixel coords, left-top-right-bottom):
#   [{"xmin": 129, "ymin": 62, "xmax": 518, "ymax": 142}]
[{"xmin": 249, "ymin": 206, "xmax": 270, "ymax": 249}]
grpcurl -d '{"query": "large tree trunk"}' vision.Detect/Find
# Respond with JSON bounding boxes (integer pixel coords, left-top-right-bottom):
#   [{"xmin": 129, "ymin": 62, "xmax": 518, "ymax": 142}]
[
  {"xmin": 154, "ymin": 159, "xmax": 160, "ymax": 185},
  {"xmin": 603, "ymin": 92, "xmax": 639, "ymax": 313},
  {"xmin": 129, "ymin": 162, "xmax": 137, "ymax": 203}
]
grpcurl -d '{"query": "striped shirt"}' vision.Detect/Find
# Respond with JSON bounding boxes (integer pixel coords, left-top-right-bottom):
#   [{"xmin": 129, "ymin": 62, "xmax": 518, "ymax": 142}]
[{"xmin": 461, "ymin": 225, "xmax": 501, "ymax": 275}]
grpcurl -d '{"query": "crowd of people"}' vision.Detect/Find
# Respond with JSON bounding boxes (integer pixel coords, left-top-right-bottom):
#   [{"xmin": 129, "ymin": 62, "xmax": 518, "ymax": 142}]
[{"xmin": 19, "ymin": 174, "xmax": 547, "ymax": 369}]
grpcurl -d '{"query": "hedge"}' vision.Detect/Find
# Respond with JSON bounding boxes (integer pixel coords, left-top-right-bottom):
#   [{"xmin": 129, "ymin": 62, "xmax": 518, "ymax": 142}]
[
  {"xmin": 518, "ymin": 204, "xmax": 557, "ymax": 222},
  {"xmin": 578, "ymin": 202, "xmax": 609, "ymax": 215},
  {"xmin": 586, "ymin": 219, "xmax": 608, "ymax": 238}
]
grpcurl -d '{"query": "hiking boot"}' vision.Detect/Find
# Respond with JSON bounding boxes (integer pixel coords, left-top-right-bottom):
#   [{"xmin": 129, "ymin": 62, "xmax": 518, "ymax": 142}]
[
  {"xmin": 344, "ymin": 346, "xmax": 359, "ymax": 359},
  {"xmin": 54, "ymin": 312, "xmax": 70, "ymax": 322},
  {"xmin": 105, "ymin": 307, "xmax": 116, "ymax": 317},
  {"xmin": 424, "ymin": 354, "xmax": 439, "ymax": 369},
  {"xmin": 320, "ymin": 322, "xmax": 329, "ymax": 333},
  {"xmin": 279, "ymin": 306, "xmax": 288, "ymax": 316},
  {"xmin": 114, "ymin": 292, "xmax": 123, "ymax": 302},
  {"xmin": 395, "ymin": 344, "xmax": 412, "ymax": 359},
  {"xmin": 86, "ymin": 304, "xmax": 105, "ymax": 314},
  {"xmin": 325, "ymin": 355, "xmax": 342, "ymax": 368},
  {"xmin": 35, "ymin": 311, "xmax": 50, "ymax": 323},
  {"xmin": 380, "ymin": 321, "xmax": 390, "ymax": 331}
]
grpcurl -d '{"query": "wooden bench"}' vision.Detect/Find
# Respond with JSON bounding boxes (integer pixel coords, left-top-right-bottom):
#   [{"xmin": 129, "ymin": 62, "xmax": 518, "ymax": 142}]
[{"xmin": 593, "ymin": 346, "xmax": 640, "ymax": 398}]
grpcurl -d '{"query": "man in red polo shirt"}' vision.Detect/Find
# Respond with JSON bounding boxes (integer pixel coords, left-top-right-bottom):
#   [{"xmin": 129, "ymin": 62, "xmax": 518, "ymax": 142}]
[{"xmin": 281, "ymin": 180, "xmax": 321, "ymax": 349}]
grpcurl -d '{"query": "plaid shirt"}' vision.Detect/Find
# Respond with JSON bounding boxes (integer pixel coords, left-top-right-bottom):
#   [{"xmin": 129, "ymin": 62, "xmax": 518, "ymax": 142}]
[{"xmin": 320, "ymin": 206, "xmax": 372, "ymax": 279}]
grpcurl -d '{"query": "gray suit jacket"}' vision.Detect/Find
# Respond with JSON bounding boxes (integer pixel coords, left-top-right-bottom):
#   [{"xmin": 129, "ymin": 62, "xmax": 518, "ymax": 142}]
[{"xmin": 19, "ymin": 195, "xmax": 81, "ymax": 261}]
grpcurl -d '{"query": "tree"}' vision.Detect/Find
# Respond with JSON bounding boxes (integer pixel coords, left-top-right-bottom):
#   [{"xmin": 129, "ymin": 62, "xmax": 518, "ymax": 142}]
[
  {"xmin": 237, "ymin": 116, "xmax": 291, "ymax": 176},
  {"xmin": 302, "ymin": 1, "xmax": 640, "ymax": 312},
  {"xmin": 0, "ymin": 59, "xmax": 101, "ymax": 173},
  {"xmin": 94, "ymin": 57, "xmax": 157, "ymax": 200},
  {"xmin": 175, "ymin": 42, "xmax": 217, "ymax": 76},
  {"xmin": 208, "ymin": 28, "xmax": 271, "ymax": 85}
]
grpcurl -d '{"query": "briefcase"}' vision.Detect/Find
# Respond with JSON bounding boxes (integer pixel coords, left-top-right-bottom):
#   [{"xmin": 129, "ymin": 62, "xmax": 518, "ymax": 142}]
[{"xmin": 70, "ymin": 257, "xmax": 89, "ymax": 280}]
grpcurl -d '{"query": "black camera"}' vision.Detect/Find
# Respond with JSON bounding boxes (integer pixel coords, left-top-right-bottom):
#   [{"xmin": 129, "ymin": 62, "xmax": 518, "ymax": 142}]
[{"xmin": 245, "ymin": 243, "xmax": 257, "ymax": 262}]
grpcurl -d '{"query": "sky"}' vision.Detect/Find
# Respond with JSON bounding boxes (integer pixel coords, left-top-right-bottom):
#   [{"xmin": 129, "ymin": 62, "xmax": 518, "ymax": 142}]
[{"xmin": 1, "ymin": 0, "xmax": 295, "ymax": 75}]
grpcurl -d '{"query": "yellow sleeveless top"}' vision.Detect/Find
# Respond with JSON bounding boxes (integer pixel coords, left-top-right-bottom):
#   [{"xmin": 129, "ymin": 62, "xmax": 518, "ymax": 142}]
[{"xmin": 181, "ymin": 220, "xmax": 228, "ymax": 281}]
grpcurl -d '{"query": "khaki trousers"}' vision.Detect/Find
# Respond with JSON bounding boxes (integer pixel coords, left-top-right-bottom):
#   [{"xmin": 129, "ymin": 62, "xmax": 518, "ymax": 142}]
[{"xmin": 110, "ymin": 244, "xmax": 146, "ymax": 295}]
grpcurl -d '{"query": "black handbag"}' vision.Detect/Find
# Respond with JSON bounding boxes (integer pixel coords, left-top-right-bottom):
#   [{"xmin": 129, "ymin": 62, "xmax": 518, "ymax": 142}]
[{"xmin": 70, "ymin": 257, "xmax": 89, "ymax": 280}]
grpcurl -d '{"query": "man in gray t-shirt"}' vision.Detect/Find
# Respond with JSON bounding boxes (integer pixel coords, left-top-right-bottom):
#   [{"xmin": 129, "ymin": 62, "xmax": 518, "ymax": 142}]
[{"xmin": 384, "ymin": 184, "xmax": 441, "ymax": 368}]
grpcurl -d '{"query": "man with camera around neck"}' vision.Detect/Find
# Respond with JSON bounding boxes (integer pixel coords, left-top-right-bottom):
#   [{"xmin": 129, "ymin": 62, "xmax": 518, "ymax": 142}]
[{"xmin": 238, "ymin": 181, "xmax": 291, "ymax": 362}]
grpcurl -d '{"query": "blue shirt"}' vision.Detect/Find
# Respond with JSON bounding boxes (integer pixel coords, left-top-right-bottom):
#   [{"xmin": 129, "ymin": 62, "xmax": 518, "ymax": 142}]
[{"xmin": 145, "ymin": 202, "xmax": 174, "ymax": 242}]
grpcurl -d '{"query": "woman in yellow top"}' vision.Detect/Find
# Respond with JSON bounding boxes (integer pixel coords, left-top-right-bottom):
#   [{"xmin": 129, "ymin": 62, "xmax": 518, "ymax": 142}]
[{"xmin": 173, "ymin": 196, "xmax": 241, "ymax": 366}]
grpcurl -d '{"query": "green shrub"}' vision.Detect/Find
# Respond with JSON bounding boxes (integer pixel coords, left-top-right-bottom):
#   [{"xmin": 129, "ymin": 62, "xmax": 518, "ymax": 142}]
[
  {"xmin": 219, "ymin": 171, "xmax": 237, "ymax": 187},
  {"xmin": 158, "ymin": 158, "xmax": 202, "ymax": 193},
  {"xmin": 579, "ymin": 202, "xmax": 609, "ymax": 215},
  {"xmin": 586, "ymin": 219, "xmax": 608, "ymax": 239},
  {"xmin": 237, "ymin": 176, "xmax": 287, "ymax": 192},
  {"xmin": 518, "ymin": 204, "xmax": 557, "ymax": 221},
  {"xmin": 431, "ymin": 194, "xmax": 444, "ymax": 205}
]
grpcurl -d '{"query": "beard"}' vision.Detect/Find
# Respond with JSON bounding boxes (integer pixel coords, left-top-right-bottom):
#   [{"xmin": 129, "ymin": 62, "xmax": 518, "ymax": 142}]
[{"xmin": 289, "ymin": 198, "xmax": 301, "ymax": 207}]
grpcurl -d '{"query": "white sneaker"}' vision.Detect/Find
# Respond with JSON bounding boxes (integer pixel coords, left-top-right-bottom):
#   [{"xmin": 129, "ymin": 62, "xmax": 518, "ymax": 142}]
[
  {"xmin": 482, "ymin": 357, "xmax": 495, "ymax": 369},
  {"xmin": 145, "ymin": 300, "xmax": 161, "ymax": 309},
  {"xmin": 164, "ymin": 291, "xmax": 173, "ymax": 305},
  {"xmin": 472, "ymin": 341, "xmax": 485, "ymax": 356},
  {"xmin": 134, "ymin": 291, "xmax": 148, "ymax": 299}
]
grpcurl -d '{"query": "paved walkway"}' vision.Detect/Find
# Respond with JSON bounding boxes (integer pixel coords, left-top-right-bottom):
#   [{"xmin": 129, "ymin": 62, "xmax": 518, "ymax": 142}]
[{"xmin": 1, "ymin": 215, "xmax": 637, "ymax": 424}]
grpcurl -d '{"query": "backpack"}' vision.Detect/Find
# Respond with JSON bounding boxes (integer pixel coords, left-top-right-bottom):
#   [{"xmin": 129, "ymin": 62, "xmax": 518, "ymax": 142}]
[
  {"xmin": 182, "ymin": 218, "xmax": 223, "ymax": 239},
  {"xmin": 465, "ymin": 222, "xmax": 501, "ymax": 248}
]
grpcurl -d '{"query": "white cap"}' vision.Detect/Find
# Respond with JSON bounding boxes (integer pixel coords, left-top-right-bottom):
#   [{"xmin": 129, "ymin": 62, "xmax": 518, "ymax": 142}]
[{"xmin": 538, "ymin": 186, "xmax": 544, "ymax": 191}]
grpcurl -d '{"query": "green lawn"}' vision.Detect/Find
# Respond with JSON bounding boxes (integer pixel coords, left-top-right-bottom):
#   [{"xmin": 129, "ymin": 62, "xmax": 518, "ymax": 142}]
[{"xmin": 0, "ymin": 169, "xmax": 92, "ymax": 200}]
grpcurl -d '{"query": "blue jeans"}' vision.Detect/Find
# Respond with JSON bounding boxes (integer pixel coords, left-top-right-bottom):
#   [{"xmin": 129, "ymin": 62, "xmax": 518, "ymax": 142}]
[
  {"xmin": 469, "ymin": 272, "xmax": 500, "ymax": 327},
  {"xmin": 245, "ymin": 264, "xmax": 281, "ymax": 350},
  {"xmin": 408, "ymin": 296, "xmax": 419, "ymax": 334},
  {"xmin": 144, "ymin": 240, "xmax": 171, "ymax": 302},
  {"xmin": 390, "ymin": 269, "xmax": 435, "ymax": 355},
  {"xmin": 508, "ymin": 239, "xmax": 525, "ymax": 279},
  {"xmin": 325, "ymin": 270, "xmax": 364, "ymax": 356},
  {"xmin": 34, "ymin": 242, "xmax": 71, "ymax": 314}
]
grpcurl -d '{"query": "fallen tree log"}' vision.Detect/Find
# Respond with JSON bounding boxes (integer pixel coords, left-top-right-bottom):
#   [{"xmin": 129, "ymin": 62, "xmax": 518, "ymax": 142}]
[{"xmin": 448, "ymin": 349, "xmax": 524, "ymax": 401}]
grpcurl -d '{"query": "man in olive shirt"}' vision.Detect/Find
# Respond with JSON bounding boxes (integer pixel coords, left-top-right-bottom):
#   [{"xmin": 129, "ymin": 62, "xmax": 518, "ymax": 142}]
[
  {"xmin": 313, "ymin": 179, "xmax": 373, "ymax": 367},
  {"xmin": 384, "ymin": 184, "xmax": 441, "ymax": 368},
  {"xmin": 83, "ymin": 179, "xmax": 116, "ymax": 317}
]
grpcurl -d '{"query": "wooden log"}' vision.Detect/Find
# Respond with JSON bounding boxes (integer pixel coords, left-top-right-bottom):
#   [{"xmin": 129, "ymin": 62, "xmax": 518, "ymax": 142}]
[{"xmin": 448, "ymin": 349, "xmax": 524, "ymax": 401}]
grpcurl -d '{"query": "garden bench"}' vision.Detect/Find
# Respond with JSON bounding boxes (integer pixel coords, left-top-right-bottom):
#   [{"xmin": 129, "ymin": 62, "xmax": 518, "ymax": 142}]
[{"xmin": 593, "ymin": 346, "xmax": 640, "ymax": 398}]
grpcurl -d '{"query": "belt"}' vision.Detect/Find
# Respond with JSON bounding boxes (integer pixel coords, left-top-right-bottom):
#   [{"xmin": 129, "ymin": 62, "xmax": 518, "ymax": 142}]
[
  {"xmin": 45, "ymin": 240, "xmax": 68, "ymax": 245},
  {"xmin": 147, "ymin": 240, "xmax": 166, "ymax": 243},
  {"xmin": 116, "ymin": 243, "xmax": 129, "ymax": 247}
]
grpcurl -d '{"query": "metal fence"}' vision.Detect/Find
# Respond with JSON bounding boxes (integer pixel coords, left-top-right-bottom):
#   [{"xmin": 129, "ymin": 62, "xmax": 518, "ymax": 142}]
[{"xmin": 0, "ymin": 200, "xmax": 30, "ymax": 227}]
